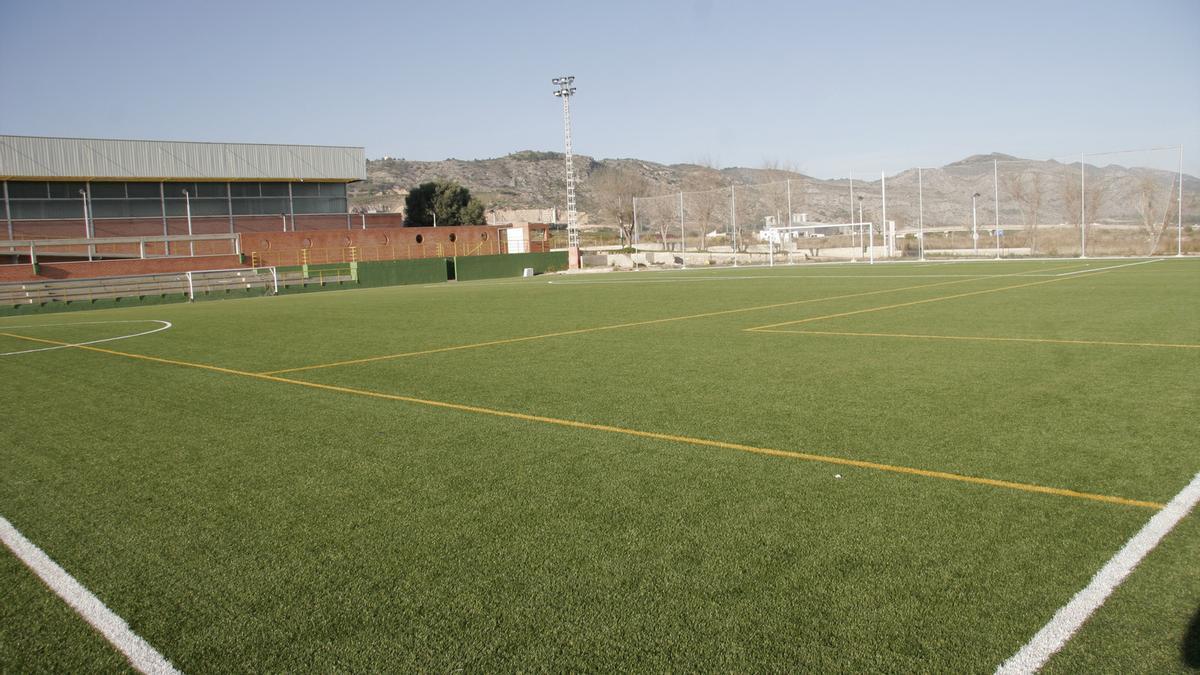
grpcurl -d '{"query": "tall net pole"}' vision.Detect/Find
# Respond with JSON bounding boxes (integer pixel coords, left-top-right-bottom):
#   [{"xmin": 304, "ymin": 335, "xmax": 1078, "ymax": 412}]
[
  {"xmin": 552, "ymin": 76, "xmax": 579, "ymax": 249},
  {"xmin": 1180, "ymin": 146, "xmax": 1185, "ymax": 257}
]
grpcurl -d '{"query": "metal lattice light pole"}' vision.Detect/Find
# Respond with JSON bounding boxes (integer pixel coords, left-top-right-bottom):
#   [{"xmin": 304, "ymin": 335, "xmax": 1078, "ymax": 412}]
[{"xmin": 552, "ymin": 76, "xmax": 579, "ymax": 250}]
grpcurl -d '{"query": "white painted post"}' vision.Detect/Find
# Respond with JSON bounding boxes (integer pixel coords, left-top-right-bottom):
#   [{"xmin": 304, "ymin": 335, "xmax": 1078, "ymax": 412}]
[
  {"xmin": 632, "ymin": 197, "xmax": 639, "ymax": 249},
  {"xmin": 972, "ymin": 193, "xmax": 979, "ymax": 255},
  {"xmin": 993, "ymin": 158, "xmax": 1000, "ymax": 233},
  {"xmin": 1179, "ymin": 146, "xmax": 1185, "ymax": 257},
  {"xmin": 183, "ymin": 189, "xmax": 194, "ymax": 257},
  {"xmin": 918, "ymin": 167, "xmax": 925, "ymax": 261},
  {"xmin": 868, "ymin": 220, "xmax": 875, "ymax": 265},
  {"xmin": 994, "ymin": 159, "xmax": 1001, "ymax": 259},
  {"xmin": 786, "ymin": 179, "xmax": 792, "ymax": 227},
  {"xmin": 881, "ymin": 171, "xmax": 887, "ymax": 257},
  {"xmin": 731, "ymin": 186, "xmax": 737, "ymax": 267},
  {"xmin": 678, "ymin": 191, "xmax": 685, "ymax": 254},
  {"xmin": 848, "ymin": 170, "xmax": 855, "ymax": 224},
  {"xmin": 79, "ymin": 189, "xmax": 92, "ymax": 262},
  {"xmin": 1080, "ymin": 152, "xmax": 1087, "ymax": 258}
]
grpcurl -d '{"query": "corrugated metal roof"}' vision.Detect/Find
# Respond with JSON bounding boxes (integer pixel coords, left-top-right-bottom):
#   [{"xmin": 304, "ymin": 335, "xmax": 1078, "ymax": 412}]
[{"xmin": 0, "ymin": 135, "xmax": 366, "ymax": 181}]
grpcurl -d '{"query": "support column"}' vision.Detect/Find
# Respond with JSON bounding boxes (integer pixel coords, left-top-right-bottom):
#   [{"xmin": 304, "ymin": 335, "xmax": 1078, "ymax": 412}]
[
  {"xmin": 160, "ymin": 182, "xmax": 168, "ymax": 254},
  {"xmin": 287, "ymin": 182, "xmax": 296, "ymax": 231},
  {"xmin": 3, "ymin": 181, "xmax": 12, "ymax": 240}
]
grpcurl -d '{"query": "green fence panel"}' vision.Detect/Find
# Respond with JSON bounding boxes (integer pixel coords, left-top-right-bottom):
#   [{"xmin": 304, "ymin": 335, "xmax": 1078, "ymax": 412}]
[
  {"xmin": 0, "ymin": 254, "xmax": 547, "ymax": 316},
  {"xmin": 356, "ymin": 258, "xmax": 448, "ymax": 287},
  {"xmin": 455, "ymin": 252, "xmax": 568, "ymax": 282}
]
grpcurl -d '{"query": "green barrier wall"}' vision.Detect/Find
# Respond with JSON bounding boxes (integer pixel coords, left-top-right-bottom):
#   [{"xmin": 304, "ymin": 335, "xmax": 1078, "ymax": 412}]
[
  {"xmin": 0, "ymin": 254, "xmax": 537, "ymax": 316},
  {"xmin": 273, "ymin": 258, "xmax": 448, "ymax": 295},
  {"xmin": 356, "ymin": 258, "xmax": 448, "ymax": 287},
  {"xmin": 454, "ymin": 251, "xmax": 568, "ymax": 282}
]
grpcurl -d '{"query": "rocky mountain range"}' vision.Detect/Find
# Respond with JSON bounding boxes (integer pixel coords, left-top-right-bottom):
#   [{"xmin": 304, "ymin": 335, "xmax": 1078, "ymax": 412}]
[{"xmin": 350, "ymin": 151, "xmax": 1198, "ymax": 229}]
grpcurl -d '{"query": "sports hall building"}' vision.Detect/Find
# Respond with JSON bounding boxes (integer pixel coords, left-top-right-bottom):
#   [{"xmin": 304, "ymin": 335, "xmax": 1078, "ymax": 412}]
[{"xmin": 0, "ymin": 135, "xmax": 393, "ymax": 241}]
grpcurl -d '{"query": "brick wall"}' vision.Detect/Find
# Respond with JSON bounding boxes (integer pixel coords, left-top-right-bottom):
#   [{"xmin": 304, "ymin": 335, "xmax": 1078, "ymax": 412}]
[
  {"xmin": 0, "ymin": 255, "xmax": 246, "ymax": 282},
  {"xmin": 244, "ymin": 225, "xmax": 517, "ymax": 266}
]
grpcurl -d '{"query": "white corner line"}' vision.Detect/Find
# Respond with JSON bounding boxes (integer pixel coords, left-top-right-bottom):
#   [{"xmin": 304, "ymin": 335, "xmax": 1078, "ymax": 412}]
[
  {"xmin": 0, "ymin": 516, "xmax": 181, "ymax": 674},
  {"xmin": 995, "ymin": 470, "xmax": 1200, "ymax": 674}
]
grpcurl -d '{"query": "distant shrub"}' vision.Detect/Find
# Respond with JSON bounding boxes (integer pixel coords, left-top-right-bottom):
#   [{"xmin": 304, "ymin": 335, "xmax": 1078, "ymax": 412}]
[{"xmin": 508, "ymin": 150, "xmax": 563, "ymax": 162}]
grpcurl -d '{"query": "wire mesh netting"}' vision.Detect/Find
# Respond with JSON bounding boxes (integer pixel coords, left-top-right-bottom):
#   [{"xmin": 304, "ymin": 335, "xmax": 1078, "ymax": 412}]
[{"xmin": 625, "ymin": 146, "xmax": 1193, "ymax": 263}]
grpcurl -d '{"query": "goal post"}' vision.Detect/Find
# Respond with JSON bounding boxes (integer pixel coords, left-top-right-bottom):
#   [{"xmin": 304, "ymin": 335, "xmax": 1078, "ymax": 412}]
[{"xmin": 185, "ymin": 267, "xmax": 279, "ymax": 300}]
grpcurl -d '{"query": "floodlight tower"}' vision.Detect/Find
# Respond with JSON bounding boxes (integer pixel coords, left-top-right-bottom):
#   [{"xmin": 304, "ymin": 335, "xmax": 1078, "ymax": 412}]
[{"xmin": 552, "ymin": 76, "xmax": 580, "ymax": 251}]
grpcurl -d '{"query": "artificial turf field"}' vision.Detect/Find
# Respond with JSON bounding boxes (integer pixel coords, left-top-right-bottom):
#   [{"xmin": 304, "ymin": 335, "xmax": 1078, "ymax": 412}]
[{"xmin": 1, "ymin": 257, "xmax": 1198, "ymax": 672}]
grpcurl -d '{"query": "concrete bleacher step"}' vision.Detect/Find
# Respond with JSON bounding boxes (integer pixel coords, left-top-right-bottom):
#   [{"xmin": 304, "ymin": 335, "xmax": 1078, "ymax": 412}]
[{"xmin": 0, "ymin": 267, "xmax": 276, "ymax": 306}]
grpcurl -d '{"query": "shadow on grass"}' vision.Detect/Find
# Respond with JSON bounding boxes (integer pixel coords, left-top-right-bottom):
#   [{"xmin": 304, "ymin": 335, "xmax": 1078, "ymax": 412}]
[{"xmin": 1185, "ymin": 605, "xmax": 1200, "ymax": 668}]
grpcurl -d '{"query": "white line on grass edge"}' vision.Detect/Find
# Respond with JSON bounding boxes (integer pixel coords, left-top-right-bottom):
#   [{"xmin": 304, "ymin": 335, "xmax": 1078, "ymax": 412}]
[
  {"xmin": 996, "ymin": 470, "xmax": 1200, "ymax": 674},
  {"xmin": 1053, "ymin": 259, "xmax": 1159, "ymax": 276},
  {"xmin": 0, "ymin": 516, "xmax": 180, "ymax": 674},
  {"xmin": 0, "ymin": 320, "xmax": 172, "ymax": 357}
]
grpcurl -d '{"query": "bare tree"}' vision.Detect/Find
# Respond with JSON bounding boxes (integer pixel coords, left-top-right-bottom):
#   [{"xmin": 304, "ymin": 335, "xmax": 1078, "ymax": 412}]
[
  {"xmin": 1001, "ymin": 171, "xmax": 1044, "ymax": 253},
  {"xmin": 681, "ymin": 162, "xmax": 729, "ymax": 252},
  {"xmin": 643, "ymin": 196, "xmax": 679, "ymax": 251},
  {"xmin": 1063, "ymin": 171, "xmax": 1107, "ymax": 248},
  {"xmin": 585, "ymin": 166, "xmax": 649, "ymax": 246},
  {"xmin": 1134, "ymin": 175, "xmax": 1170, "ymax": 255}
]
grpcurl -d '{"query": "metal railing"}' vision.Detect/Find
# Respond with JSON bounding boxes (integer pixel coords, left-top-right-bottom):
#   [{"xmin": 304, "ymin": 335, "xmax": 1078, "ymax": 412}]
[{"xmin": 0, "ymin": 233, "xmax": 241, "ymax": 263}]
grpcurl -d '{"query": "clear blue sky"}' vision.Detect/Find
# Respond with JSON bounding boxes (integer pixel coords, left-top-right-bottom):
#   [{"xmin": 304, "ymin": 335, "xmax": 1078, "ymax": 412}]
[{"xmin": 2, "ymin": 0, "xmax": 1197, "ymax": 177}]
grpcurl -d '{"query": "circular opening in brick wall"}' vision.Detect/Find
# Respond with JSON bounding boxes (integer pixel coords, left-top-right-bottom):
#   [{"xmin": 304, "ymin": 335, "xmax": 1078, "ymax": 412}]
[
  {"xmin": 343, "ymin": 236, "xmax": 352, "ymax": 246},
  {"xmin": 481, "ymin": 232, "xmax": 488, "ymax": 240},
  {"xmin": 415, "ymin": 234, "xmax": 424, "ymax": 244},
  {"xmin": 303, "ymin": 238, "xmax": 313, "ymax": 248},
  {"xmin": 259, "ymin": 239, "xmax": 271, "ymax": 250},
  {"xmin": 449, "ymin": 233, "xmax": 457, "ymax": 243}
]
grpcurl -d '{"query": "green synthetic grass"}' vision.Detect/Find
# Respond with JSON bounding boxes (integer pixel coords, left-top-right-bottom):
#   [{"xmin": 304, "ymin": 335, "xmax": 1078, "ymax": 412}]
[{"xmin": 1, "ymin": 258, "xmax": 1197, "ymax": 672}]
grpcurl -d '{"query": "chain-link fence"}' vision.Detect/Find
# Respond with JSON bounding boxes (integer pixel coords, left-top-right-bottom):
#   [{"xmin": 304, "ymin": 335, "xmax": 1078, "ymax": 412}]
[{"xmin": 628, "ymin": 146, "xmax": 1193, "ymax": 263}]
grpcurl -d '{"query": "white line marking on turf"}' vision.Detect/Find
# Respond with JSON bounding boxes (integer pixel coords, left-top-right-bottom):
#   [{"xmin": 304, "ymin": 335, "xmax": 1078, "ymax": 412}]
[
  {"xmin": 545, "ymin": 274, "xmax": 999, "ymax": 284},
  {"xmin": 0, "ymin": 320, "xmax": 172, "ymax": 356},
  {"xmin": 995, "ymin": 470, "xmax": 1200, "ymax": 674},
  {"xmin": 1054, "ymin": 259, "xmax": 1158, "ymax": 276},
  {"xmin": 0, "ymin": 516, "xmax": 180, "ymax": 674}
]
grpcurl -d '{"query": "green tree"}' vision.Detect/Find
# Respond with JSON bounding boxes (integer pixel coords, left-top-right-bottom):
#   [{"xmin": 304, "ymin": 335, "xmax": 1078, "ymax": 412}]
[{"xmin": 404, "ymin": 180, "xmax": 486, "ymax": 227}]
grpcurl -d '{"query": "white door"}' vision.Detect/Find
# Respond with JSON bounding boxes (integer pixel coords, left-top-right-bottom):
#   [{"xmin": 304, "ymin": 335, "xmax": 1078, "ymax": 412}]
[{"xmin": 505, "ymin": 227, "xmax": 529, "ymax": 253}]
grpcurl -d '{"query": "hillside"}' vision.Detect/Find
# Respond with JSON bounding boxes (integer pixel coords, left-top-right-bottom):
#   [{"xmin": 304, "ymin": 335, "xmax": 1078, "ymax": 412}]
[{"xmin": 351, "ymin": 151, "xmax": 1199, "ymax": 228}]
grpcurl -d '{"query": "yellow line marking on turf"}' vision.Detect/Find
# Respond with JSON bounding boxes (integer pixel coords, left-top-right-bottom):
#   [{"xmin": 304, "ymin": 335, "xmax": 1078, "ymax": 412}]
[
  {"xmin": 259, "ymin": 262, "xmax": 1088, "ymax": 375},
  {"xmin": 1, "ymin": 330, "xmax": 1164, "ymax": 511},
  {"xmin": 745, "ymin": 263, "xmax": 1138, "ymax": 332},
  {"xmin": 751, "ymin": 329, "xmax": 1200, "ymax": 350}
]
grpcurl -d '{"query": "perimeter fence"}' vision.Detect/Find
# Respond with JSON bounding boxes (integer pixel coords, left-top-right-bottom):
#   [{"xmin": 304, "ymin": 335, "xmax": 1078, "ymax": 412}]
[{"xmin": 625, "ymin": 146, "xmax": 1193, "ymax": 263}]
